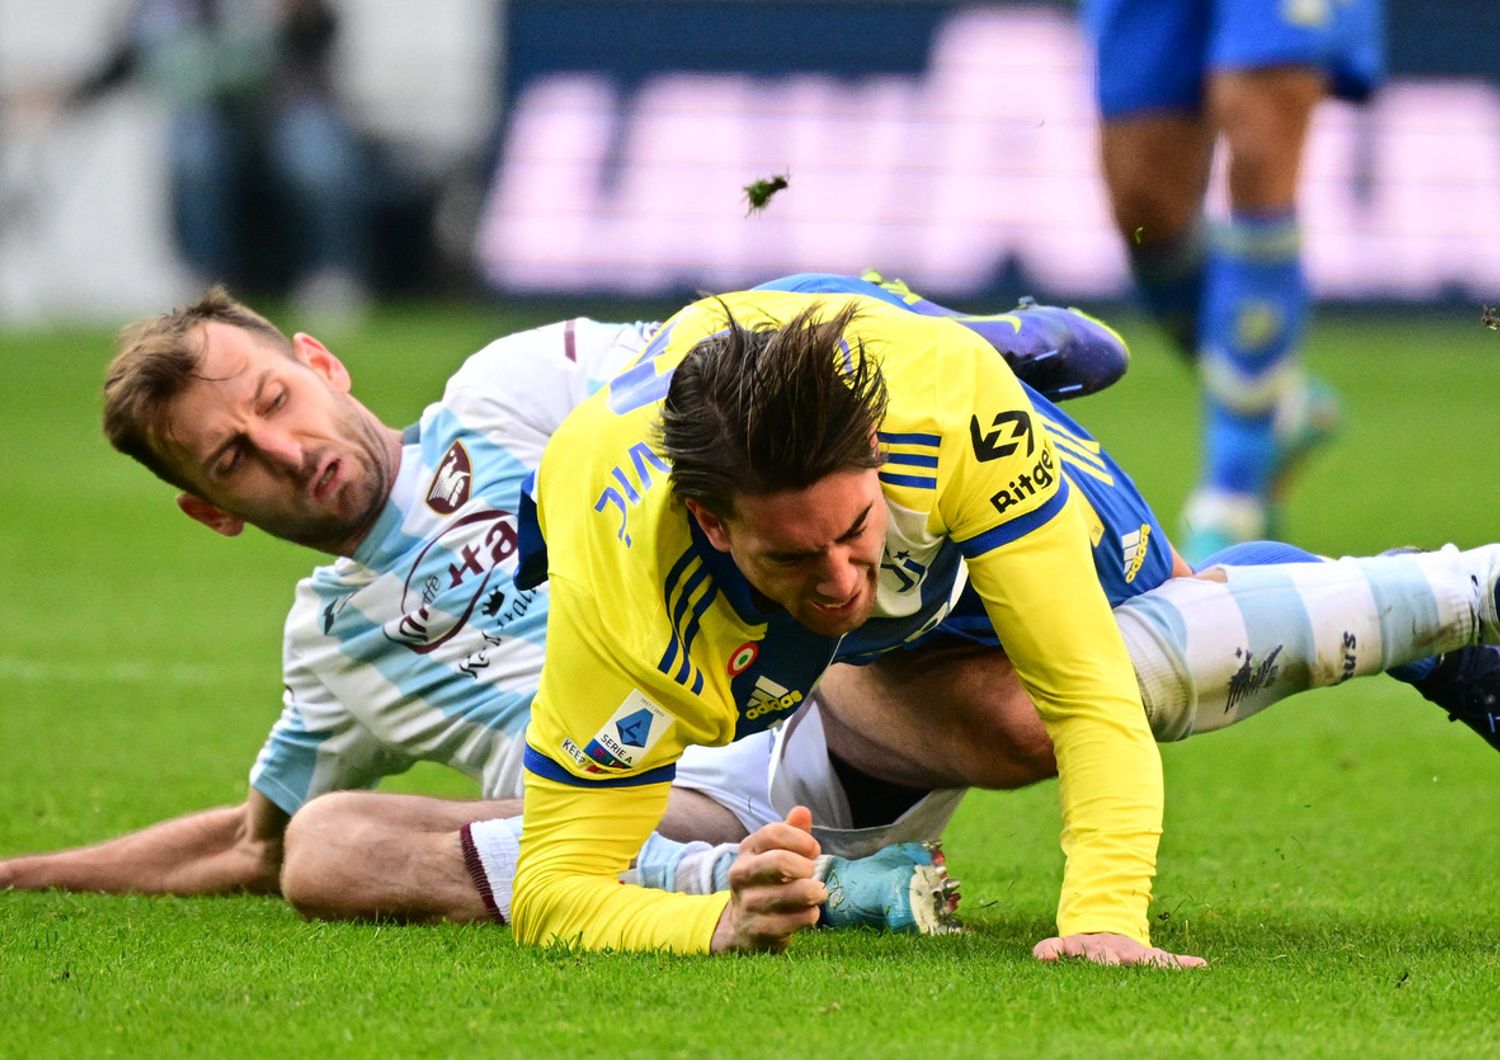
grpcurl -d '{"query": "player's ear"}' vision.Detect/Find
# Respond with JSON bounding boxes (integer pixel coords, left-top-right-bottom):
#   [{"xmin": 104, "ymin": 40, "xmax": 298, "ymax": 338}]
[
  {"xmin": 177, "ymin": 492, "xmax": 245, "ymax": 538},
  {"xmin": 684, "ymin": 499, "xmax": 733, "ymax": 552},
  {"xmin": 292, "ymin": 332, "xmax": 352, "ymax": 393}
]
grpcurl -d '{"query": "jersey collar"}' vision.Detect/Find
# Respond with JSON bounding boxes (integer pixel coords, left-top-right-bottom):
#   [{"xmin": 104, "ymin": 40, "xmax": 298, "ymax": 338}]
[{"xmin": 351, "ymin": 435, "xmax": 424, "ymax": 569}]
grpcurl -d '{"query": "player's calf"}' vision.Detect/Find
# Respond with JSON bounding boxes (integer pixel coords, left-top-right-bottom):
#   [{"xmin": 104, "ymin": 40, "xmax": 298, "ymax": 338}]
[
  {"xmin": 281, "ymin": 792, "xmax": 493, "ymax": 923},
  {"xmin": 1117, "ymin": 543, "xmax": 1500, "ymax": 741}
]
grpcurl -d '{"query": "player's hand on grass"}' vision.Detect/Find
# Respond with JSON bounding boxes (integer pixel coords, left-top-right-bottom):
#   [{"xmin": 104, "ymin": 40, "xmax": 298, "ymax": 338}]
[
  {"xmin": 1032, "ymin": 932, "xmax": 1206, "ymax": 969},
  {"xmin": 710, "ymin": 805, "xmax": 826, "ymax": 954}
]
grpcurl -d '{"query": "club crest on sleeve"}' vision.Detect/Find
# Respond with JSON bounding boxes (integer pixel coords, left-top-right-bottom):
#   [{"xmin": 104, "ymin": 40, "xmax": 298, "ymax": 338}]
[
  {"xmin": 427, "ymin": 441, "xmax": 473, "ymax": 515},
  {"xmin": 562, "ymin": 690, "xmax": 675, "ymax": 773}
]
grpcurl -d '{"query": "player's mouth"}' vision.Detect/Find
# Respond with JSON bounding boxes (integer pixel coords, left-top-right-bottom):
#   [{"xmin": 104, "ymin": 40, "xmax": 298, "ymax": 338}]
[
  {"xmin": 810, "ymin": 584, "xmax": 866, "ymax": 617},
  {"xmin": 310, "ymin": 457, "xmax": 343, "ymax": 502},
  {"xmin": 806, "ymin": 569, "xmax": 878, "ymax": 628},
  {"xmin": 811, "ymin": 595, "xmax": 858, "ymax": 614}
]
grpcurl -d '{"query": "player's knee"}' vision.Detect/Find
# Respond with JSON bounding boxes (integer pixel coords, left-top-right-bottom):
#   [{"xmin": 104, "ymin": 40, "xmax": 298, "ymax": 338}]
[{"xmin": 280, "ymin": 792, "xmax": 371, "ymax": 919}]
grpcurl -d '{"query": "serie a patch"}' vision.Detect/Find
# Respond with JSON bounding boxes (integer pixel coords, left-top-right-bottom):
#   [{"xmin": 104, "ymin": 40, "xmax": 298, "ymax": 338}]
[{"xmin": 561, "ymin": 690, "xmax": 675, "ymax": 774}]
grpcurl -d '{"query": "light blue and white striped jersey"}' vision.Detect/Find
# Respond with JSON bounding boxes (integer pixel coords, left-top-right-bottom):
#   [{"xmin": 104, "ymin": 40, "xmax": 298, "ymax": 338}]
[{"xmin": 249, "ymin": 319, "xmax": 652, "ymax": 814}]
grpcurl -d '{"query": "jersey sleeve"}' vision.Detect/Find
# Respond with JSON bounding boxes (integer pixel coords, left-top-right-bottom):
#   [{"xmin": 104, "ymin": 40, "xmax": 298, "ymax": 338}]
[
  {"xmin": 249, "ymin": 678, "xmax": 417, "ymax": 816},
  {"xmin": 445, "ymin": 320, "xmax": 650, "ymax": 468},
  {"xmin": 512, "ymin": 570, "xmax": 731, "ymax": 952},
  {"xmin": 937, "ymin": 340, "xmax": 1163, "ymax": 944}
]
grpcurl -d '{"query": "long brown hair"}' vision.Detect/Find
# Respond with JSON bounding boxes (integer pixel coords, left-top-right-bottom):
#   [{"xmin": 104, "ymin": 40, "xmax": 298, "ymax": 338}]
[{"xmin": 660, "ymin": 301, "xmax": 887, "ymax": 515}]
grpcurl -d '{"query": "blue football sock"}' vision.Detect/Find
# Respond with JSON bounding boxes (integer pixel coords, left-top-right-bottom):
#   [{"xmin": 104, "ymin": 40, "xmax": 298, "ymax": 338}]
[
  {"xmin": 1199, "ymin": 211, "xmax": 1307, "ymax": 498},
  {"xmin": 628, "ymin": 833, "xmax": 735, "ymax": 893},
  {"xmin": 1127, "ymin": 216, "xmax": 1207, "ymax": 361}
]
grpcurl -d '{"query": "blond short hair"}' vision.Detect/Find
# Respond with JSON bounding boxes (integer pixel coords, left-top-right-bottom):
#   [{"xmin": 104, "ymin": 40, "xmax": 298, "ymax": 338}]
[{"xmin": 103, "ymin": 286, "xmax": 292, "ymax": 491}]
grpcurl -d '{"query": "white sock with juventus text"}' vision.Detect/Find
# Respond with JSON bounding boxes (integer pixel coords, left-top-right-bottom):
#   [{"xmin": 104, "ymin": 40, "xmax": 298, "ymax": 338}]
[{"xmin": 1115, "ymin": 546, "xmax": 1491, "ymax": 740}]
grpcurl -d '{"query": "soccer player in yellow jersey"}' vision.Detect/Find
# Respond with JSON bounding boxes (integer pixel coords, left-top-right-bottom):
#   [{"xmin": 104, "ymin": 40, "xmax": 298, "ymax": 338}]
[{"xmin": 513, "ymin": 285, "xmax": 1203, "ymax": 965}]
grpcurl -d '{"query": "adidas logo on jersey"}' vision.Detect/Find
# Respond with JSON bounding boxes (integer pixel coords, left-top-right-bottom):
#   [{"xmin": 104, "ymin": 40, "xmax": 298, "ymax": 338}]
[
  {"xmin": 744, "ymin": 674, "xmax": 804, "ymax": 721},
  {"xmin": 1121, "ymin": 523, "xmax": 1151, "ymax": 584}
]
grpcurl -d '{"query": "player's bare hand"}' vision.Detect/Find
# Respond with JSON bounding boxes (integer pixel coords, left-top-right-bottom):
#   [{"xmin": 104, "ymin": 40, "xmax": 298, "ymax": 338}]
[
  {"xmin": 710, "ymin": 805, "xmax": 825, "ymax": 954},
  {"xmin": 1032, "ymin": 932, "xmax": 1206, "ymax": 969}
]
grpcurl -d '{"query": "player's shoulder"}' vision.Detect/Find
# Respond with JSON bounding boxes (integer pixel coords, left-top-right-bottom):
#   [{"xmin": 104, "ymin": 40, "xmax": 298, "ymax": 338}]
[
  {"xmin": 444, "ymin": 319, "xmax": 649, "ymax": 407},
  {"xmin": 866, "ymin": 309, "xmax": 997, "ymax": 425}
]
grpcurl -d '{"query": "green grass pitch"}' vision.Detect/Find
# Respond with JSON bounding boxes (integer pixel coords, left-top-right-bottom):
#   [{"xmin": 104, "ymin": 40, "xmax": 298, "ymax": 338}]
[{"xmin": 1, "ymin": 301, "xmax": 1496, "ymax": 1056}]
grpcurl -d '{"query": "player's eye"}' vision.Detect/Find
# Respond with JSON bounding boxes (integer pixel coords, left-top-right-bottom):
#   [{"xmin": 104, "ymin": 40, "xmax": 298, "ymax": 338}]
[
  {"xmin": 265, "ymin": 389, "xmax": 287, "ymax": 415},
  {"xmin": 216, "ymin": 445, "xmax": 243, "ymax": 479}
]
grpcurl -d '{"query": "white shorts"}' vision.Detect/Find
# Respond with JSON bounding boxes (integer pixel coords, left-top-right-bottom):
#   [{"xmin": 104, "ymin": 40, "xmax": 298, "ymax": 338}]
[
  {"xmin": 675, "ymin": 695, "xmax": 967, "ymax": 859},
  {"xmin": 463, "ymin": 696, "xmax": 968, "ymax": 916}
]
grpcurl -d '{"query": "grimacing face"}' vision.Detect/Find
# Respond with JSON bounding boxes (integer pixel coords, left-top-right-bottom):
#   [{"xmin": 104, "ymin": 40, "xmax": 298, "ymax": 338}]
[
  {"xmin": 689, "ymin": 468, "xmax": 888, "ymax": 637},
  {"xmin": 163, "ymin": 321, "xmax": 401, "ymax": 555}
]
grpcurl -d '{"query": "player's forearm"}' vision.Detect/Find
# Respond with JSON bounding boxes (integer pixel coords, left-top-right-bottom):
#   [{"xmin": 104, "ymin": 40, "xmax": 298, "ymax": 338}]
[
  {"xmin": 1045, "ymin": 709, "xmax": 1163, "ymax": 942},
  {"xmin": 966, "ymin": 526, "xmax": 1164, "ymax": 942},
  {"xmin": 512, "ymin": 775, "xmax": 728, "ymax": 951},
  {"xmin": 512, "ymin": 861, "xmax": 729, "ymax": 952},
  {"xmin": 0, "ymin": 804, "xmax": 283, "ymax": 896}
]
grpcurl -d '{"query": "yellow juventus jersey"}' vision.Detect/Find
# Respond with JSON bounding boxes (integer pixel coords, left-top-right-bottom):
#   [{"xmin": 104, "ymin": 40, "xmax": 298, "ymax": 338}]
[{"xmin": 513, "ymin": 291, "xmax": 1162, "ymax": 952}]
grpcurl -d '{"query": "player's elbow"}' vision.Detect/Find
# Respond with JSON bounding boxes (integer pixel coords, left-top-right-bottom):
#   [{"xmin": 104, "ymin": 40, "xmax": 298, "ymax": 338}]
[
  {"xmin": 506, "ymin": 875, "xmax": 548, "ymax": 947},
  {"xmin": 508, "ymin": 862, "xmax": 583, "ymax": 948}
]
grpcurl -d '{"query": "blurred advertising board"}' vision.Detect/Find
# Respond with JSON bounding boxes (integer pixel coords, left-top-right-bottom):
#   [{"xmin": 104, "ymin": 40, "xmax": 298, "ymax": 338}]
[{"xmin": 478, "ymin": 0, "xmax": 1500, "ymax": 303}]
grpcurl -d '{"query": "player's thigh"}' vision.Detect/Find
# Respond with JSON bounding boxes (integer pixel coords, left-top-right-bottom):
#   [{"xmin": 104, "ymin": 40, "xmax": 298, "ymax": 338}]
[
  {"xmin": 1088, "ymin": 0, "xmax": 1215, "ymax": 237},
  {"xmin": 659, "ymin": 786, "xmax": 753, "ymax": 844},
  {"xmin": 815, "ymin": 644, "xmax": 1056, "ymax": 791},
  {"xmin": 1205, "ymin": 0, "xmax": 1384, "ymax": 106}
]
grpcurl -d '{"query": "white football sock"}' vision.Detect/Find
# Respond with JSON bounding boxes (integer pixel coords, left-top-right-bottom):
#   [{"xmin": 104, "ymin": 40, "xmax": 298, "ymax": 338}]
[
  {"xmin": 620, "ymin": 833, "xmax": 738, "ymax": 894},
  {"xmin": 1116, "ymin": 547, "xmax": 1486, "ymax": 740}
]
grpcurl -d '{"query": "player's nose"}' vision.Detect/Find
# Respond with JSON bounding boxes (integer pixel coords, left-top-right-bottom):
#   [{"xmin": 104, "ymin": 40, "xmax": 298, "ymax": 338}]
[
  {"xmin": 248, "ymin": 425, "xmax": 305, "ymax": 474},
  {"xmin": 813, "ymin": 551, "xmax": 862, "ymax": 602}
]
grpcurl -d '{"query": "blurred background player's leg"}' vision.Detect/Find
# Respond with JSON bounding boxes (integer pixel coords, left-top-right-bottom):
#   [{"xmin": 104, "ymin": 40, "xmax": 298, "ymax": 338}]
[
  {"xmin": 1085, "ymin": 0, "xmax": 1385, "ymax": 564},
  {"xmin": 1190, "ymin": 65, "xmax": 1325, "ymax": 556},
  {"xmin": 267, "ymin": 91, "xmax": 372, "ymax": 326},
  {"xmin": 168, "ymin": 102, "xmax": 245, "ymax": 284}
]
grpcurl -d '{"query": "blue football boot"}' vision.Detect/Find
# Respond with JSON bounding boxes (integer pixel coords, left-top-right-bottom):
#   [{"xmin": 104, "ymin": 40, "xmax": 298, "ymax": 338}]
[
  {"xmin": 1411, "ymin": 645, "xmax": 1500, "ymax": 753},
  {"xmin": 1181, "ymin": 372, "xmax": 1342, "ymax": 561},
  {"xmin": 1383, "ymin": 544, "xmax": 1500, "ymax": 752},
  {"xmin": 859, "ymin": 269, "xmax": 1129, "ymax": 402},
  {"xmin": 818, "ymin": 841, "xmax": 961, "ymax": 935}
]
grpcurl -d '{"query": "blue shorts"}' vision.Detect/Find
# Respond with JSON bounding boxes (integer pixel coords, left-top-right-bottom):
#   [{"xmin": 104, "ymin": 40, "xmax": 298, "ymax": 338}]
[
  {"xmin": 752, "ymin": 272, "xmax": 910, "ymax": 305},
  {"xmin": 1084, "ymin": 0, "xmax": 1385, "ymax": 119},
  {"xmin": 928, "ymin": 386, "xmax": 1177, "ymax": 647}
]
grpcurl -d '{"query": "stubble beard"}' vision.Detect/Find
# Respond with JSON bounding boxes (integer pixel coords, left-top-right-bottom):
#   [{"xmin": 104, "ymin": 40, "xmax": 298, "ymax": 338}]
[{"xmin": 269, "ymin": 405, "xmax": 394, "ymax": 554}]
